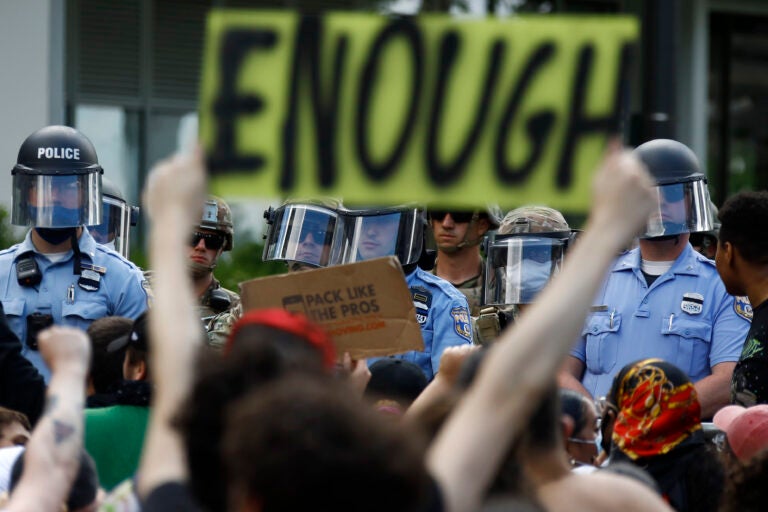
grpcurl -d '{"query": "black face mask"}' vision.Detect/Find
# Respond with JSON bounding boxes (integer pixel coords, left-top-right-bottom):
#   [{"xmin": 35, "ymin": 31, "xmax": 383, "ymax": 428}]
[{"xmin": 35, "ymin": 227, "xmax": 76, "ymax": 245}]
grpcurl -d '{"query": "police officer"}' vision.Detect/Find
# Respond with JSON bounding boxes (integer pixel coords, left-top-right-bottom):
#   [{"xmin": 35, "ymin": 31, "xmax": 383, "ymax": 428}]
[
  {"xmin": 475, "ymin": 205, "xmax": 573, "ymax": 344},
  {"xmin": 337, "ymin": 204, "xmax": 473, "ymax": 381},
  {"xmin": 0, "ymin": 125, "xmax": 149, "ymax": 381},
  {"xmin": 560, "ymin": 139, "xmax": 751, "ymax": 419},
  {"xmin": 428, "ymin": 205, "xmax": 502, "ymax": 315},
  {"xmin": 262, "ymin": 199, "xmax": 340, "ymax": 272},
  {"xmin": 189, "ymin": 196, "xmax": 241, "ymax": 348},
  {"xmin": 88, "ymin": 177, "xmax": 139, "ymax": 259}
]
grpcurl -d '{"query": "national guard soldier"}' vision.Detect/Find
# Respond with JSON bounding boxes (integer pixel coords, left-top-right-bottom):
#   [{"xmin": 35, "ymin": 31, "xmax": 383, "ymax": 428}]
[
  {"xmin": 337, "ymin": 204, "xmax": 473, "ymax": 381},
  {"xmin": 189, "ymin": 196, "xmax": 241, "ymax": 348},
  {"xmin": 560, "ymin": 139, "xmax": 751, "ymax": 419},
  {"xmin": 0, "ymin": 125, "xmax": 148, "ymax": 381},
  {"xmin": 88, "ymin": 177, "xmax": 139, "ymax": 259},
  {"xmin": 428, "ymin": 205, "xmax": 503, "ymax": 316},
  {"xmin": 475, "ymin": 205, "xmax": 575, "ymax": 344}
]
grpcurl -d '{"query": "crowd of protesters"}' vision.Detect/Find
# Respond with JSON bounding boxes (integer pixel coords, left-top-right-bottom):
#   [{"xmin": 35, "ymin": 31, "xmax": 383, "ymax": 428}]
[{"xmin": 0, "ymin": 121, "xmax": 767, "ymax": 512}]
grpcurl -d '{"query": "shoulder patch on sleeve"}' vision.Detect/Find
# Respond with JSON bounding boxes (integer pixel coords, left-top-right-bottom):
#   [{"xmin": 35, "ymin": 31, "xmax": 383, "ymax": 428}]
[
  {"xmin": 451, "ymin": 306, "xmax": 472, "ymax": 341},
  {"xmin": 411, "ymin": 286, "xmax": 432, "ymax": 325},
  {"xmin": 734, "ymin": 296, "xmax": 753, "ymax": 321}
]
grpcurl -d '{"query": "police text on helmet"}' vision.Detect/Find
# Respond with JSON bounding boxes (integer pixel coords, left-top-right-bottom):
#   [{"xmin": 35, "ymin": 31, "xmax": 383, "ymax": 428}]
[{"xmin": 37, "ymin": 147, "xmax": 81, "ymax": 160}]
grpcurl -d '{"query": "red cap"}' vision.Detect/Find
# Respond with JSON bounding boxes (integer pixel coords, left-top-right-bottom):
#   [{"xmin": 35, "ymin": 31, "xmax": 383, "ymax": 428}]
[
  {"xmin": 713, "ymin": 404, "xmax": 768, "ymax": 461},
  {"xmin": 224, "ymin": 308, "xmax": 336, "ymax": 369}
]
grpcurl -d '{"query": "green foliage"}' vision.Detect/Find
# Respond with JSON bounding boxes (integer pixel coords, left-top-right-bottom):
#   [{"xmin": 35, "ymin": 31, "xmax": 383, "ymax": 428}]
[
  {"xmin": 0, "ymin": 206, "xmax": 22, "ymax": 249},
  {"xmin": 129, "ymin": 238, "xmax": 286, "ymax": 293},
  {"xmin": 214, "ymin": 239, "xmax": 286, "ymax": 292}
]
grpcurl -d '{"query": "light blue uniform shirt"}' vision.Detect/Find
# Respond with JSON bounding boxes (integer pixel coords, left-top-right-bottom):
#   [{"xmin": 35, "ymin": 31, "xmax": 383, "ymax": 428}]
[
  {"xmin": 0, "ymin": 228, "xmax": 149, "ymax": 381},
  {"xmin": 375, "ymin": 267, "xmax": 473, "ymax": 381},
  {"xmin": 570, "ymin": 243, "xmax": 750, "ymax": 399}
]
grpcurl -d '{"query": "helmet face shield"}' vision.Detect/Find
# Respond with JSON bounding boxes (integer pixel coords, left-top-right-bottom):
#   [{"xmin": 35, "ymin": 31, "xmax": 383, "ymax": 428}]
[
  {"xmin": 484, "ymin": 234, "xmax": 567, "ymax": 305},
  {"xmin": 338, "ymin": 207, "xmax": 424, "ymax": 266},
  {"xmin": 643, "ymin": 179, "xmax": 713, "ymax": 238},
  {"xmin": 89, "ymin": 196, "xmax": 131, "ymax": 257},
  {"xmin": 263, "ymin": 205, "xmax": 339, "ymax": 268},
  {"xmin": 12, "ymin": 173, "xmax": 101, "ymax": 227}
]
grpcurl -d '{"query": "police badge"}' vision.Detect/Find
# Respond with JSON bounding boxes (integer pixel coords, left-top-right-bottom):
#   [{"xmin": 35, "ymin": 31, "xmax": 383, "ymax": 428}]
[
  {"xmin": 734, "ymin": 296, "xmax": 753, "ymax": 321},
  {"xmin": 680, "ymin": 292, "xmax": 703, "ymax": 315},
  {"xmin": 451, "ymin": 307, "xmax": 472, "ymax": 341}
]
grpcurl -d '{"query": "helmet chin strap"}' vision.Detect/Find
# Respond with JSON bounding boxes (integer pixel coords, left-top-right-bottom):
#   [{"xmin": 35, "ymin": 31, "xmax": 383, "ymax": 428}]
[{"xmin": 188, "ymin": 260, "xmax": 215, "ymax": 278}]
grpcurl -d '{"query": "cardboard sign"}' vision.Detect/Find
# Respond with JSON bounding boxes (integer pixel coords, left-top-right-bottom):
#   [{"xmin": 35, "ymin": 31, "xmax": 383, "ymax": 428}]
[
  {"xmin": 239, "ymin": 256, "xmax": 424, "ymax": 359},
  {"xmin": 200, "ymin": 11, "xmax": 638, "ymax": 212}
]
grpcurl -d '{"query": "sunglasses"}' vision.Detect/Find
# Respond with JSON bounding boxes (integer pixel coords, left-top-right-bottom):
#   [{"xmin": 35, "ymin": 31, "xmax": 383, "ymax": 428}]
[
  {"xmin": 190, "ymin": 231, "xmax": 226, "ymax": 250},
  {"xmin": 429, "ymin": 210, "xmax": 475, "ymax": 223},
  {"xmin": 299, "ymin": 226, "xmax": 328, "ymax": 243}
]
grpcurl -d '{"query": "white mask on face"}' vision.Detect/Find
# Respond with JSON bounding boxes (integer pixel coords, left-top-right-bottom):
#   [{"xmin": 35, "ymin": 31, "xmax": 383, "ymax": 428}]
[{"xmin": 503, "ymin": 259, "xmax": 553, "ymax": 304}]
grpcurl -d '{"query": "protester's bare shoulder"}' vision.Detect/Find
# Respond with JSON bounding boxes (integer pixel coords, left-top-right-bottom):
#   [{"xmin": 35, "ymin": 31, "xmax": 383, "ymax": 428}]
[{"xmin": 538, "ymin": 472, "xmax": 673, "ymax": 512}]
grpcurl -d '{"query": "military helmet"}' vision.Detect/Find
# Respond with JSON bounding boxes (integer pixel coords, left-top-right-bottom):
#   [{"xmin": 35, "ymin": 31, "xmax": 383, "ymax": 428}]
[
  {"xmin": 11, "ymin": 125, "xmax": 104, "ymax": 228},
  {"xmin": 200, "ymin": 196, "xmax": 234, "ymax": 251},
  {"xmin": 485, "ymin": 204, "xmax": 504, "ymax": 228},
  {"xmin": 632, "ymin": 139, "xmax": 713, "ymax": 238},
  {"xmin": 499, "ymin": 205, "xmax": 570, "ymax": 235}
]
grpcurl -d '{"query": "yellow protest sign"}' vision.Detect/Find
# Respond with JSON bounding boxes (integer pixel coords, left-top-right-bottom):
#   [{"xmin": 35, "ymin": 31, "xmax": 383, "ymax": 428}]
[{"xmin": 200, "ymin": 11, "xmax": 637, "ymax": 211}]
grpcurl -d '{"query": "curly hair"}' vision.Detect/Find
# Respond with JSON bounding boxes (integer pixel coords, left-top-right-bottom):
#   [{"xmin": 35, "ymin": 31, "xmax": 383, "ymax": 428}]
[{"xmin": 718, "ymin": 191, "xmax": 768, "ymax": 265}]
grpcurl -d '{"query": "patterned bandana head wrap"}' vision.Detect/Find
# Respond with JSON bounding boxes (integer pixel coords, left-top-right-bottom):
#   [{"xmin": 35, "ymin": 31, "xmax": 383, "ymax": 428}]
[{"xmin": 610, "ymin": 358, "xmax": 702, "ymax": 460}]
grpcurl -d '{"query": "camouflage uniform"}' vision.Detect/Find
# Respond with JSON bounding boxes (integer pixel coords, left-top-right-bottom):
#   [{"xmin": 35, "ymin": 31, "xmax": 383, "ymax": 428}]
[
  {"xmin": 199, "ymin": 278, "xmax": 241, "ymax": 349},
  {"xmin": 192, "ymin": 196, "xmax": 240, "ymax": 349},
  {"xmin": 431, "ymin": 262, "xmax": 484, "ymax": 317}
]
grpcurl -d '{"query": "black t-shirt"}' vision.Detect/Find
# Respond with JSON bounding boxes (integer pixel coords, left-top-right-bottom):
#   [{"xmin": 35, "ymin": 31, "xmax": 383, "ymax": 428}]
[
  {"xmin": 142, "ymin": 482, "xmax": 201, "ymax": 512},
  {"xmin": 732, "ymin": 300, "xmax": 768, "ymax": 406}
]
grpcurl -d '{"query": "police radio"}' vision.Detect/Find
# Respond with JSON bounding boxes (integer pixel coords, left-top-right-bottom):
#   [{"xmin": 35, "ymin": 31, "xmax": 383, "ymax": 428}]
[{"xmin": 16, "ymin": 254, "xmax": 42, "ymax": 287}]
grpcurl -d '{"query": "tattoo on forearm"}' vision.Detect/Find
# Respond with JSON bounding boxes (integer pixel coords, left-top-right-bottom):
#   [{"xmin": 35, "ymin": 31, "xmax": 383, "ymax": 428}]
[
  {"xmin": 53, "ymin": 420, "xmax": 75, "ymax": 445},
  {"xmin": 44, "ymin": 395, "xmax": 58, "ymax": 415}
]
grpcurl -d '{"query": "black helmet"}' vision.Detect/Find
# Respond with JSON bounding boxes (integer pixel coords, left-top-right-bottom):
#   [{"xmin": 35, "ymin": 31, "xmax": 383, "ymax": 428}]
[
  {"xmin": 88, "ymin": 177, "xmax": 139, "ymax": 258},
  {"xmin": 632, "ymin": 139, "xmax": 713, "ymax": 238},
  {"xmin": 11, "ymin": 125, "xmax": 103, "ymax": 227},
  {"xmin": 337, "ymin": 204, "xmax": 427, "ymax": 268}
]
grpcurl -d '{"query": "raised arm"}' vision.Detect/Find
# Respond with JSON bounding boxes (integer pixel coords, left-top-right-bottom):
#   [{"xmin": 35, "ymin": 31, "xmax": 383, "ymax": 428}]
[
  {"xmin": 136, "ymin": 150, "xmax": 206, "ymax": 499},
  {"xmin": 428, "ymin": 143, "xmax": 656, "ymax": 512},
  {"xmin": 6, "ymin": 327, "xmax": 89, "ymax": 512}
]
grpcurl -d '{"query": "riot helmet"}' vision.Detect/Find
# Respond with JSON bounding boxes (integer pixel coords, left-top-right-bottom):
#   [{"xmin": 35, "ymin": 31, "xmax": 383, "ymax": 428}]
[
  {"xmin": 12, "ymin": 126, "xmax": 103, "ymax": 228},
  {"xmin": 689, "ymin": 200, "xmax": 720, "ymax": 259},
  {"xmin": 484, "ymin": 205, "xmax": 575, "ymax": 306},
  {"xmin": 263, "ymin": 199, "xmax": 341, "ymax": 269},
  {"xmin": 633, "ymin": 139, "xmax": 713, "ymax": 239},
  {"xmin": 483, "ymin": 231, "xmax": 575, "ymax": 306},
  {"xmin": 337, "ymin": 204, "xmax": 426, "ymax": 267},
  {"xmin": 88, "ymin": 177, "xmax": 139, "ymax": 258}
]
